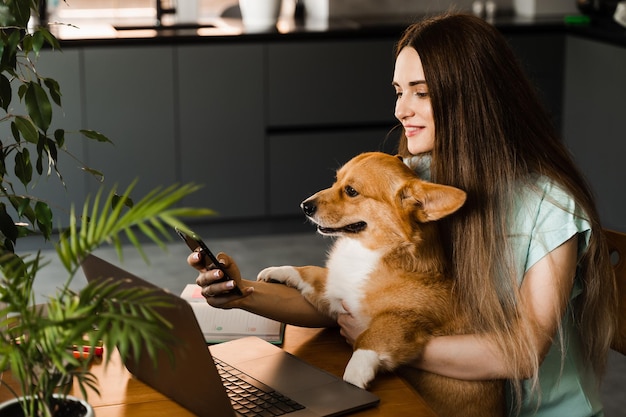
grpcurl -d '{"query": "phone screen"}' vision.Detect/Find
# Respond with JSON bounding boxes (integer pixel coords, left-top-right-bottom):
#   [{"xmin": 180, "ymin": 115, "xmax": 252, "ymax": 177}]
[{"xmin": 175, "ymin": 228, "xmax": 243, "ymax": 296}]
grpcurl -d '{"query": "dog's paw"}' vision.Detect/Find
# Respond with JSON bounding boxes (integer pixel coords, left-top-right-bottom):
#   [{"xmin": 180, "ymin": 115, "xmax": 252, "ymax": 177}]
[
  {"xmin": 257, "ymin": 266, "xmax": 303, "ymax": 288},
  {"xmin": 343, "ymin": 349, "xmax": 380, "ymax": 389}
]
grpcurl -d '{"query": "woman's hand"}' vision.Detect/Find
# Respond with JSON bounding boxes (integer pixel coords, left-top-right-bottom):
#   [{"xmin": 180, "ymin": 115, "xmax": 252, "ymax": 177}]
[
  {"xmin": 337, "ymin": 301, "xmax": 368, "ymax": 346},
  {"xmin": 188, "ymin": 251, "xmax": 253, "ymax": 308}
]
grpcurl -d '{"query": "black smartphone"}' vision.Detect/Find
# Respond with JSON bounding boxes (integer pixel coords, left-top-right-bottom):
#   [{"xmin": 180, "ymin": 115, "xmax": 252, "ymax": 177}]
[{"xmin": 175, "ymin": 228, "xmax": 243, "ymax": 296}]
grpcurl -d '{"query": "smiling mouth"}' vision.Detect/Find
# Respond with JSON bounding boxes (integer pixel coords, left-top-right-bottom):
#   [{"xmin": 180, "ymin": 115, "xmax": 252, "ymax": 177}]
[
  {"xmin": 317, "ymin": 221, "xmax": 367, "ymax": 235},
  {"xmin": 404, "ymin": 125, "xmax": 423, "ymax": 136}
]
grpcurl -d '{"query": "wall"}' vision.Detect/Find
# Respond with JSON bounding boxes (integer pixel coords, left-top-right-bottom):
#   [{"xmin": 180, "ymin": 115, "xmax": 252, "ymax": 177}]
[
  {"xmin": 327, "ymin": 0, "xmax": 514, "ymax": 17},
  {"xmin": 562, "ymin": 36, "xmax": 626, "ymax": 232}
]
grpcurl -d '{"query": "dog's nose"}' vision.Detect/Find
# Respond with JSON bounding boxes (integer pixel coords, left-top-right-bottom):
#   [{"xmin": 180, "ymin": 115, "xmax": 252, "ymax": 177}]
[{"xmin": 301, "ymin": 200, "xmax": 317, "ymax": 216}]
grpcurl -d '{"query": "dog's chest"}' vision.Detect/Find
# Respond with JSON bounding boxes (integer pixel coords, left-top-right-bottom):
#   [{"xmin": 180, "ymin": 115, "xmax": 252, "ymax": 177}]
[{"xmin": 324, "ymin": 238, "xmax": 382, "ymax": 314}]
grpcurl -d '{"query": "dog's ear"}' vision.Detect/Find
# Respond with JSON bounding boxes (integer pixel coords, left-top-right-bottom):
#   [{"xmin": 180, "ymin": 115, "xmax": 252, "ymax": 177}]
[{"xmin": 400, "ymin": 180, "xmax": 467, "ymax": 222}]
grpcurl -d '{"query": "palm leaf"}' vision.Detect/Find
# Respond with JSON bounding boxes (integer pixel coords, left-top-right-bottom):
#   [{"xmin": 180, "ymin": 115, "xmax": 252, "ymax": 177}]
[{"xmin": 55, "ymin": 181, "xmax": 214, "ymax": 276}]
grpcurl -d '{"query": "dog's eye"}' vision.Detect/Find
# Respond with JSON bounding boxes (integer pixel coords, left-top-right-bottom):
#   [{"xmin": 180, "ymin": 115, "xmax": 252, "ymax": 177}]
[{"xmin": 344, "ymin": 186, "xmax": 359, "ymax": 197}]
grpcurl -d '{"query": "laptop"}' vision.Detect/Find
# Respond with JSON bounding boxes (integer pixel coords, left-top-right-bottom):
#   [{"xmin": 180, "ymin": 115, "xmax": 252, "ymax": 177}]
[{"xmin": 81, "ymin": 254, "xmax": 379, "ymax": 417}]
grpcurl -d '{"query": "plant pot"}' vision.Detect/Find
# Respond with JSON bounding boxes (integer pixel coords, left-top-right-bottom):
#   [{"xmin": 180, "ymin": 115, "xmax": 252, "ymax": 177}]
[{"xmin": 0, "ymin": 395, "xmax": 94, "ymax": 417}]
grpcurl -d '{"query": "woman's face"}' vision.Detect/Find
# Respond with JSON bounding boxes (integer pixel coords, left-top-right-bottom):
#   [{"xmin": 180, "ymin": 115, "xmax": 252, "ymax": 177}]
[{"xmin": 393, "ymin": 47, "xmax": 435, "ymax": 155}]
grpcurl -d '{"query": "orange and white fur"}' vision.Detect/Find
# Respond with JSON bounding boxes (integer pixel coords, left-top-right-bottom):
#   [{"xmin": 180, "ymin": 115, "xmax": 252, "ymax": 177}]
[{"xmin": 257, "ymin": 152, "xmax": 504, "ymax": 417}]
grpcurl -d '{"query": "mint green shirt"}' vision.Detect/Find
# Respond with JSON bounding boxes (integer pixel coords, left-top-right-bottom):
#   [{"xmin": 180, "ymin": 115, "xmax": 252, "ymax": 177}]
[{"xmin": 508, "ymin": 176, "xmax": 601, "ymax": 417}]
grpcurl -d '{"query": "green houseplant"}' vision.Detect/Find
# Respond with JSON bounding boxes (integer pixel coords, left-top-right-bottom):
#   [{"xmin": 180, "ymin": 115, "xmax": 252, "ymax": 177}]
[
  {"xmin": 0, "ymin": 1, "xmax": 214, "ymax": 416},
  {"xmin": 0, "ymin": 183, "xmax": 212, "ymax": 417}
]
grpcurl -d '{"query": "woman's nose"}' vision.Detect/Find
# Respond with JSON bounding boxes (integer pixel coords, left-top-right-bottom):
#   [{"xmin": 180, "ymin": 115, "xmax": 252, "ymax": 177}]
[{"xmin": 395, "ymin": 98, "xmax": 412, "ymax": 120}]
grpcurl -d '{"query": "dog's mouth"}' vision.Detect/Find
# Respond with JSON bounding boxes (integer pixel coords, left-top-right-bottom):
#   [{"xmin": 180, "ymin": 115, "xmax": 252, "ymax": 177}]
[{"xmin": 316, "ymin": 221, "xmax": 367, "ymax": 235}]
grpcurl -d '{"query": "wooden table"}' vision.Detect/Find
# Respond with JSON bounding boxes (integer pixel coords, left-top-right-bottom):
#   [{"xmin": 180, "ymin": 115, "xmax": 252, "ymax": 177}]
[{"xmin": 0, "ymin": 326, "xmax": 437, "ymax": 416}]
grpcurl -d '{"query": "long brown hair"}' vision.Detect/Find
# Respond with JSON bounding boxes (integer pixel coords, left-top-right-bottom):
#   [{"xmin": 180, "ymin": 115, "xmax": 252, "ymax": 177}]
[{"xmin": 396, "ymin": 12, "xmax": 617, "ymax": 409}]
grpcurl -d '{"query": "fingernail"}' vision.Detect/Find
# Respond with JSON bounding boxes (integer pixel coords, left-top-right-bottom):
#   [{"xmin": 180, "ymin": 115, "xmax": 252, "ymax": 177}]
[
  {"xmin": 214, "ymin": 270, "xmax": 221, "ymax": 278},
  {"xmin": 225, "ymin": 280, "xmax": 234, "ymax": 289}
]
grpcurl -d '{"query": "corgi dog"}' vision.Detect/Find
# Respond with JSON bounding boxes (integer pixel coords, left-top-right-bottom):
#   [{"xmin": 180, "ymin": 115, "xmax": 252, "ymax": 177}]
[{"xmin": 257, "ymin": 152, "xmax": 504, "ymax": 417}]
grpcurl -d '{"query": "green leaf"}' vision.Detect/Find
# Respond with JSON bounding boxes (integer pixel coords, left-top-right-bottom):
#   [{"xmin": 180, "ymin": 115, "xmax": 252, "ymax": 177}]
[
  {"xmin": 38, "ymin": 26, "xmax": 61, "ymax": 50},
  {"xmin": 0, "ymin": 202, "xmax": 18, "ymax": 244},
  {"xmin": 82, "ymin": 166, "xmax": 105, "ymax": 182},
  {"xmin": 9, "ymin": 196, "xmax": 35, "ymax": 222},
  {"xmin": 112, "ymin": 193, "xmax": 133, "ymax": 209},
  {"xmin": 5, "ymin": 0, "xmax": 31, "ymax": 27},
  {"xmin": 35, "ymin": 201, "xmax": 53, "ymax": 240},
  {"xmin": 0, "ymin": 0, "xmax": 31, "ymax": 27},
  {"xmin": 0, "ymin": 148, "xmax": 6, "ymax": 178},
  {"xmin": 16, "ymin": 81, "xmax": 26, "ymax": 100},
  {"xmin": 34, "ymin": 133, "xmax": 57, "ymax": 177},
  {"xmin": 79, "ymin": 129, "xmax": 112, "ymax": 144},
  {"xmin": 47, "ymin": 137, "xmax": 58, "ymax": 165},
  {"xmin": 43, "ymin": 77, "xmax": 61, "ymax": 107},
  {"xmin": 36, "ymin": 136, "xmax": 58, "ymax": 176},
  {"xmin": 22, "ymin": 33, "xmax": 33, "ymax": 55},
  {"xmin": 36, "ymin": 135, "xmax": 44, "ymax": 175},
  {"xmin": 0, "ymin": 73, "xmax": 11, "ymax": 111},
  {"xmin": 10, "ymin": 121, "xmax": 20, "ymax": 142},
  {"xmin": 24, "ymin": 82, "xmax": 52, "ymax": 133},
  {"xmin": 31, "ymin": 30, "xmax": 45, "ymax": 55},
  {"xmin": 0, "ymin": 30, "xmax": 20, "ymax": 70},
  {"xmin": 54, "ymin": 129, "xmax": 65, "ymax": 148},
  {"xmin": 14, "ymin": 115, "xmax": 39, "ymax": 143},
  {"xmin": 14, "ymin": 148, "xmax": 32, "ymax": 187},
  {"xmin": 0, "ymin": 4, "xmax": 15, "ymax": 27}
]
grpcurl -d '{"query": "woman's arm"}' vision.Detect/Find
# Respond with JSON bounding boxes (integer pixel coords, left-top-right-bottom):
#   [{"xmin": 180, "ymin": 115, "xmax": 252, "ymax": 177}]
[
  {"xmin": 416, "ymin": 235, "xmax": 577, "ymax": 379},
  {"xmin": 190, "ymin": 251, "xmax": 336, "ymax": 328},
  {"xmin": 236, "ymin": 279, "xmax": 338, "ymax": 327},
  {"xmin": 339, "ymin": 235, "xmax": 578, "ymax": 380}
]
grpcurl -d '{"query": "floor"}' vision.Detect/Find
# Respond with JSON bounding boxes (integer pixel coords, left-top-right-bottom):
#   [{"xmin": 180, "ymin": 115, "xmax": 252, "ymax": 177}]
[{"xmin": 23, "ymin": 223, "xmax": 626, "ymax": 416}]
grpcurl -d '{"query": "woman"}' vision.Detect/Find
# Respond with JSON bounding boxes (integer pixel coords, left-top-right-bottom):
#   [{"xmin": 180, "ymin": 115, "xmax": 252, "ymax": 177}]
[{"xmin": 190, "ymin": 13, "xmax": 617, "ymax": 416}]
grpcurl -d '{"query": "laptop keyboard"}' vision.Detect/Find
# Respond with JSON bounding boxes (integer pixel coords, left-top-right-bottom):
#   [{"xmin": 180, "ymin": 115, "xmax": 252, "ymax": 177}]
[{"xmin": 214, "ymin": 357, "xmax": 306, "ymax": 416}]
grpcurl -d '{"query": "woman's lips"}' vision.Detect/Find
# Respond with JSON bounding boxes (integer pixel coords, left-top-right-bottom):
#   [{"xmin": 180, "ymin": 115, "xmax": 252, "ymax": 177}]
[{"xmin": 404, "ymin": 125, "xmax": 423, "ymax": 137}]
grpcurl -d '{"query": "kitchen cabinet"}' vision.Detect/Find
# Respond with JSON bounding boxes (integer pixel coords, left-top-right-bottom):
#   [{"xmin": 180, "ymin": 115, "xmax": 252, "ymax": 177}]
[
  {"xmin": 268, "ymin": 127, "xmax": 398, "ymax": 216},
  {"xmin": 81, "ymin": 43, "xmax": 265, "ymax": 221},
  {"xmin": 267, "ymin": 39, "xmax": 397, "ymax": 127},
  {"xmin": 82, "ymin": 45, "xmax": 177, "ymax": 200},
  {"xmin": 266, "ymin": 39, "xmax": 398, "ymax": 216},
  {"xmin": 562, "ymin": 36, "xmax": 626, "ymax": 231},
  {"xmin": 72, "ymin": 38, "xmax": 402, "ymax": 221},
  {"xmin": 177, "ymin": 43, "xmax": 265, "ymax": 219}
]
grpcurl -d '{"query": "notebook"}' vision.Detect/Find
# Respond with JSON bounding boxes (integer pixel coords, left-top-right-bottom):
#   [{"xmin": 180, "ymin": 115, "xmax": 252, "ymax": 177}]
[
  {"xmin": 180, "ymin": 283, "xmax": 285, "ymax": 344},
  {"xmin": 81, "ymin": 254, "xmax": 380, "ymax": 417}
]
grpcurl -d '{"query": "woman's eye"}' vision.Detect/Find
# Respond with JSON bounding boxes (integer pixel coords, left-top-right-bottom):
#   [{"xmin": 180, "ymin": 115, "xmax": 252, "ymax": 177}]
[
  {"xmin": 414, "ymin": 91, "xmax": 429, "ymax": 98},
  {"xmin": 395, "ymin": 91, "xmax": 403, "ymax": 98},
  {"xmin": 345, "ymin": 186, "xmax": 359, "ymax": 197}
]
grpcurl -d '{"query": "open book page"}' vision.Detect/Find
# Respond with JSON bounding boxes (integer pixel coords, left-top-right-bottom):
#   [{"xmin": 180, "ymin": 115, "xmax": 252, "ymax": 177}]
[{"xmin": 181, "ymin": 284, "xmax": 285, "ymax": 344}]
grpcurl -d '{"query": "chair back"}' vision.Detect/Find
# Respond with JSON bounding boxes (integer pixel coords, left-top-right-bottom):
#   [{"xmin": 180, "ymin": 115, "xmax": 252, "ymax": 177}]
[{"xmin": 605, "ymin": 229, "xmax": 626, "ymax": 355}]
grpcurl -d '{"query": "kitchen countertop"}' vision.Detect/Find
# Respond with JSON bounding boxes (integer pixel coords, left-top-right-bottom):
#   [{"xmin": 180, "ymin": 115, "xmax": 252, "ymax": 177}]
[{"xmin": 47, "ymin": 13, "xmax": 626, "ymax": 48}]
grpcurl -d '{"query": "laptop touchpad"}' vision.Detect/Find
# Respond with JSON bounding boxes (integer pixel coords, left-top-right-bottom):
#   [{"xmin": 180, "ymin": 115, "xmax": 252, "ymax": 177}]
[{"xmin": 237, "ymin": 351, "xmax": 337, "ymax": 393}]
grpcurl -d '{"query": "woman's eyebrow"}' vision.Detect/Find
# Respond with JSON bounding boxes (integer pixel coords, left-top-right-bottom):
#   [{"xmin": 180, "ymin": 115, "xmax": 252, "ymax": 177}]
[{"xmin": 391, "ymin": 80, "xmax": 427, "ymax": 87}]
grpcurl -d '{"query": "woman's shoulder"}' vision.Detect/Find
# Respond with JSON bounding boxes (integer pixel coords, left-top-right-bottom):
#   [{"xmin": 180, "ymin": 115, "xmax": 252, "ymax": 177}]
[
  {"xmin": 514, "ymin": 175, "xmax": 579, "ymax": 217},
  {"xmin": 511, "ymin": 175, "xmax": 591, "ymax": 272}
]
